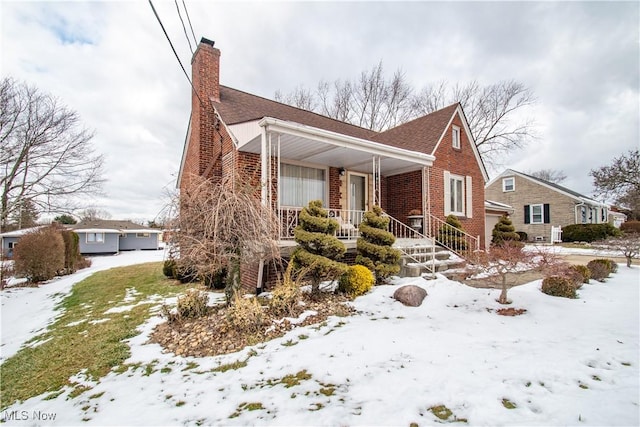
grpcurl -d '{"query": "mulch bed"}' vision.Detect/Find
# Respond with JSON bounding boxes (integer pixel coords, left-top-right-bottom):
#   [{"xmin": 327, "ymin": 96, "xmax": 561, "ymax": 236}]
[
  {"xmin": 150, "ymin": 293, "xmax": 354, "ymax": 358},
  {"xmin": 496, "ymin": 307, "xmax": 527, "ymax": 316}
]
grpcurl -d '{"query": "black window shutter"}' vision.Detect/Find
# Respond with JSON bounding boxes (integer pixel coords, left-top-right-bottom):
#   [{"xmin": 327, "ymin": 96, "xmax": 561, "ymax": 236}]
[
  {"xmin": 544, "ymin": 204, "xmax": 550, "ymax": 224},
  {"xmin": 524, "ymin": 205, "xmax": 530, "ymax": 224}
]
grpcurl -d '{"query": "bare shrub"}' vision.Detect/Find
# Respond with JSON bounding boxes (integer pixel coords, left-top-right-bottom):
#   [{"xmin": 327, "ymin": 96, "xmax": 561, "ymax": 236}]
[
  {"xmin": 13, "ymin": 226, "xmax": 65, "ymax": 282},
  {"xmin": 226, "ymin": 295, "xmax": 265, "ymax": 335},
  {"xmin": 163, "ymin": 289, "xmax": 210, "ymax": 323},
  {"xmin": 587, "ymin": 260, "xmax": 611, "ymax": 282}
]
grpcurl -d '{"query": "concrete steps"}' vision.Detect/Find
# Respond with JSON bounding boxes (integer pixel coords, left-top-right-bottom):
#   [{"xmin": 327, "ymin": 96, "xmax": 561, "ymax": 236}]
[{"xmin": 395, "ymin": 241, "xmax": 466, "ymax": 277}]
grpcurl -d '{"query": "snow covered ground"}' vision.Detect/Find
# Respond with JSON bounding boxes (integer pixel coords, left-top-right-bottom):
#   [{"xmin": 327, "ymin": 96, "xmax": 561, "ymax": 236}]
[
  {"xmin": 1, "ymin": 250, "xmax": 165, "ymax": 362},
  {"xmin": 1, "ymin": 249, "xmax": 638, "ymax": 426}
]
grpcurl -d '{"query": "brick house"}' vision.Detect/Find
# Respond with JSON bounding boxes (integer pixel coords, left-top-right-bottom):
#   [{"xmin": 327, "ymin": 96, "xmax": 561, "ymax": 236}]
[
  {"xmin": 178, "ymin": 38, "xmax": 488, "ymax": 289},
  {"xmin": 485, "ymin": 169, "xmax": 609, "ymax": 242}
]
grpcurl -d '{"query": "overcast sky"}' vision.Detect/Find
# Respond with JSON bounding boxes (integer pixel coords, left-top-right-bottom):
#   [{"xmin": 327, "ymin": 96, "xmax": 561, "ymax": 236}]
[{"xmin": 2, "ymin": 1, "xmax": 638, "ymax": 223}]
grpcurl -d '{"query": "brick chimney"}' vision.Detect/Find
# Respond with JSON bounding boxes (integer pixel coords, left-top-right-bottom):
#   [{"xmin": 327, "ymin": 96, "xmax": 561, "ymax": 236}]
[{"xmin": 192, "ymin": 37, "xmax": 220, "ymax": 103}]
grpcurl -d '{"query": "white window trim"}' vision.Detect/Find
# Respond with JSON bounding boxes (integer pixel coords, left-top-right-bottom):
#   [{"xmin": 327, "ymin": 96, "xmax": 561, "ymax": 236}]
[
  {"xmin": 86, "ymin": 232, "xmax": 105, "ymax": 244},
  {"xmin": 502, "ymin": 177, "xmax": 515, "ymax": 192},
  {"xmin": 136, "ymin": 232, "xmax": 150, "ymax": 238},
  {"xmin": 452, "ymin": 125, "xmax": 461, "ymax": 149},
  {"xmin": 530, "ymin": 204, "xmax": 544, "ymax": 224},
  {"xmin": 449, "ymin": 173, "xmax": 465, "ymax": 216}
]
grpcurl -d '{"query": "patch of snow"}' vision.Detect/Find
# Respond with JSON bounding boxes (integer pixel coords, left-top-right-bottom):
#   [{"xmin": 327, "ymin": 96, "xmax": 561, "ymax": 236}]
[{"xmin": 88, "ymin": 318, "xmax": 110, "ymax": 325}]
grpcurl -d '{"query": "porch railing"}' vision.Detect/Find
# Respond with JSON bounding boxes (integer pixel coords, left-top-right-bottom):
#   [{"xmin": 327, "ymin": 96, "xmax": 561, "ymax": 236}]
[
  {"xmin": 426, "ymin": 213, "xmax": 480, "ymax": 262},
  {"xmin": 279, "ymin": 207, "xmax": 364, "ymax": 240}
]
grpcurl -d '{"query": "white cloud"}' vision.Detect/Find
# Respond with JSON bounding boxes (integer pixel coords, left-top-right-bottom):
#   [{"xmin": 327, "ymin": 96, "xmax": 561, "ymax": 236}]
[{"xmin": 2, "ymin": 1, "xmax": 638, "ymax": 221}]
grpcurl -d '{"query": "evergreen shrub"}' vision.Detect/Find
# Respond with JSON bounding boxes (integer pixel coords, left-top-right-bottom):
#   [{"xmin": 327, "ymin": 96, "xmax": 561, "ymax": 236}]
[
  {"xmin": 356, "ymin": 206, "xmax": 401, "ymax": 284},
  {"xmin": 541, "ymin": 276, "xmax": 577, "ymax": 298},
  {"xmin": 203, "ymin": 268, "xmax": 227, "ymax": 290},
  {"xmin": 491, "ymin": 214, "xmax": 520, "ymax": 246},
  {"xmin": 569, "ymin": 264, "xmax": 591, "ymax": 286},
  {"xmin": 163, "ymin": 259, "xmax": 177, "ymax": 278},
  {"xmin": 562, "ymin": 223, "xmax": 620, "ymax": 242},
  {"xmin": 438, "ymin": 215, "xmax": 467, "ymax": 251},
  {"xmin": 516, "ymin": 231, "xmax": 528, "ymax": 242},
  {"xmin": 339, "ymin": 265, "xmax": 375, "ymax": 297}
]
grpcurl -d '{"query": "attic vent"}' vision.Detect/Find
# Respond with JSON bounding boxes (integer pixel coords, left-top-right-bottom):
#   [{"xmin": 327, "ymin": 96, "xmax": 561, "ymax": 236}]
[{"xmin": 535, "ymin": 236, "xmax": 545, "ymax": 242}]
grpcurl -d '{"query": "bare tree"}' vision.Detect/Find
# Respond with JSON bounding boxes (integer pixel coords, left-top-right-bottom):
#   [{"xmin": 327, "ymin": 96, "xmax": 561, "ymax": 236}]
[
  {"xmin": 275, "ymin": 66, "xmax": 535, "ymax": 167},
  {"xmin": 414, "ymin": 80, "xmax": 536, "ymax": 166},
  {"xmin": 596, "ymin": 235, "xmax": 640, "ymax": 268},
  {"xmin": 171, "ymin": 174, "xmax": 280, "ymax": 303},
  {"xmin": 527, "ymin": 169, "xmax": 567, "ymax": 184},
  {"xmin": 590, "ymin": 149, "xmax": 640, "ymax": 217},
  {"xmin": 0, "ymin": 77, "xmax": 104, "ymax": 230},
  {"xmin": 77, "ymin": 208, "xmax": 112, "ymax": 221}
]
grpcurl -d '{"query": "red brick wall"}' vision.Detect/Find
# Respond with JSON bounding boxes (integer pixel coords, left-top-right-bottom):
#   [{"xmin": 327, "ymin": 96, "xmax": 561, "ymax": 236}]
[
  {"xmin": 385, "ymin": 170, "xmax": 423, "ymax": 223},
  {"xmin": 329, "ymin": 167, "xmax": 342, "ymax": 209},
  {"xmin": 430, "ymin": 112, "xmax": 486, "ymax": 248}
]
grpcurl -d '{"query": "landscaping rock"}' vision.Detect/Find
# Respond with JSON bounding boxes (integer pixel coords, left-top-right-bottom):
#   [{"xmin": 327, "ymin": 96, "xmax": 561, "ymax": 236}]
[{"xmin": 393, "ymin": 285, "xmax": 427, "ymax": 307}]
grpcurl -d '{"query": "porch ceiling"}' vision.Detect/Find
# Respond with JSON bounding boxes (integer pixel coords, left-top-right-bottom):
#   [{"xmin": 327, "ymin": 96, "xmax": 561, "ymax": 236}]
[{"xmin": 235, "ymin": 118, "xmax": 434, "ymax": 176}]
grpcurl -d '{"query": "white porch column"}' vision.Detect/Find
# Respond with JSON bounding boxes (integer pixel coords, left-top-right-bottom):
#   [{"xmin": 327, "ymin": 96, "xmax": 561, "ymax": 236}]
[{"xmin": 260, "ymin": 126, "xmax": 268, "ymax": 206}]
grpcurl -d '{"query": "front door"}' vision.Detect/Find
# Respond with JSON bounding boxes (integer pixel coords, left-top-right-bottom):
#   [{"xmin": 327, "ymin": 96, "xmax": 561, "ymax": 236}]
[{"xmin": 348, "ymin": 173, "xmax": 367, "ymax": 225}]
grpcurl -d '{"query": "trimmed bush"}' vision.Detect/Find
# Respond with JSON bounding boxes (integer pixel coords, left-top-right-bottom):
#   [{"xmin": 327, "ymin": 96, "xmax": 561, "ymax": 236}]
[
  {"xmin": 569, "ymin": 264, "xmax": 591, "ymax": 286},
  {"xmin": 587, "ymin": 259, "xmax": 611, "ymax": 282},
  {"xmin": 13, "ymin": 226, "xmax": 65, "ymax": 282},
  {"xmin": 491, "ymin": 214, "xmax": 520, "ymax": 246},
  {"xmin": 356, "ymin": 205, "xmax": 401, "ymax": 284},
  {"xmin": 163, "ymin": 259, "xmax": 177, "ymax": 278},
  {"xmin": 562, "ymin": 223, "xmax": 620, "ymax": 243},
  {"xmin": 438, "ymin": 214, "xmax": 467, "ymax": 251},
  {"xmin": 60, "ymin": 229, "xmax": 83, "ymax": 274},
  {"xmin": 541, "ymin": 276, "xmax": 577, "ymax": 299},
  {"xmin": 620, "ymin": 220, "xmax": 640, "ymax": 234},
  {"xmin": 175, "ymin": 289, "xmax": 209, "ymax": 319},
  {"xmin": 516, "ymin": 231, "xmax": 528, "ymax": 242},
  {"xmin": 292, "ymin": 200, "xmax": 348, "ymax": 293},
  {"xmin": 339, "ymin": 265, "xmax": 375, "ymax": 297},
  {"xmin": 203, "ymin": 268, "xmax": 227, "ymax": 290}
]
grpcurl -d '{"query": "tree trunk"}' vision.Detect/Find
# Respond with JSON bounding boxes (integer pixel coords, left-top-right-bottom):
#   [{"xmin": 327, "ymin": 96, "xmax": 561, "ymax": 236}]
[
  {"xmin": 498, "ymin": 276, "xmax": 509, "ymax": 304},
  {"xmin": 627, "ymin": 256, "xmax": 632, "ymax": 268},
  {"xmin": 225, "ymin": 257, "xmax": 241, "ymax": 305}
]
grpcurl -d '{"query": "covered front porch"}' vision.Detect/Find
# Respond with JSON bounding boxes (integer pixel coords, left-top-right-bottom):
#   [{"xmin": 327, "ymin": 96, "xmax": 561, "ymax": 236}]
[{"xmin": 230, "ymin": 117, "xmax": 435, "ymax": 240}]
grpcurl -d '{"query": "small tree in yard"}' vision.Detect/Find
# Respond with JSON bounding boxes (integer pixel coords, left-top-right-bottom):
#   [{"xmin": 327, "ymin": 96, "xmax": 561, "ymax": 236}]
[
  {"xmin": 356, "ymin": 205, "xmax": 401, "ymax": 284},
  {"xmin": 292, "ymin": 200, "xmax": 348, "ymax": 293},
  {"xmin": 491, "ymin": 214, "xmax": 520, "ymax": 246},
  {"xmin": 172, "ymin": 174, "xmax": 280, "ymax": 304},
  {"xmin": 13, "ymin": 226, "xmax": 65, "ymax": 282},
  {"xmin": 596, "ymin": 234, "xmax": 640, "ymax": 268},
  {"xmin": 475, "ymin": 241, "xmax": 531, "ymax": 304}
]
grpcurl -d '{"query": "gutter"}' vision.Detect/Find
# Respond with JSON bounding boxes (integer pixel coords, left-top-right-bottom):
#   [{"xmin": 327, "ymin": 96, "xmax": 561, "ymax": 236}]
[{"xmin": 258, "ymin": 117, "xmax": 435, "ymax": 167}]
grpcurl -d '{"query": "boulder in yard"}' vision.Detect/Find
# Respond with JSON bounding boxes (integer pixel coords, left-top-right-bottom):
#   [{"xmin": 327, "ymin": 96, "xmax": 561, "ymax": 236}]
[{"xmin": 393, "ymin": 285, "xmax": 427, "ymax": 307}]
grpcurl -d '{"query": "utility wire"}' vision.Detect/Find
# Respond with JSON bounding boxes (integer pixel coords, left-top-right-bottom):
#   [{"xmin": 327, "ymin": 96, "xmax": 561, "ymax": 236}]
[
  {"xmin": 148, "ymin": 0, "xmax": 205, "ymax": 107},
  {"xmin": 174, "ymin": 0, "xmax": 193, "ymax": 55},
  {"xmin": 182, "ymin": 0, "xmax": 198, "ymax": 48}
]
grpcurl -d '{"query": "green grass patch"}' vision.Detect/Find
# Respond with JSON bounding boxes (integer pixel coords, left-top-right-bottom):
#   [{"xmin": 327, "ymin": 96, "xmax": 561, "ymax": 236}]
[
  {"xmin": 502, "ymin": 398, "xmax": 517, "ymax": 409},
  {"xmin": 229, "ymin": 402, "xmax": 265, "ymax": 418},
  {"xmin": 281, "ymin": 339, "xmax": 298, "ymax": 347},
  {"xmin": 0, "ymin": 262, "xmax": 187, "ymax": 410},
  {"xmin": 430, "ymin": 405, "xmax": 453, "ymax": 420},
  {"xmin": 212, "ymin": 359, "xmax": 248, "ymax": 373}
]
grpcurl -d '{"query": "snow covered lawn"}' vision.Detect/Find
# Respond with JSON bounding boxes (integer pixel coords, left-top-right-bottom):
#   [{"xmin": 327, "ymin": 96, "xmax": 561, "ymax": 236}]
[{"xmin": 2, "ymin": 256, "xmax": 638, "ymax": 425}]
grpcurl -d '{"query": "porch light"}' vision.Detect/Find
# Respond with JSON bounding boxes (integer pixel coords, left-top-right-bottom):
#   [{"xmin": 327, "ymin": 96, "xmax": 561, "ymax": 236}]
[{"xmin": 338, "ymin": 167, "xmax": 346, "ymax": 176}]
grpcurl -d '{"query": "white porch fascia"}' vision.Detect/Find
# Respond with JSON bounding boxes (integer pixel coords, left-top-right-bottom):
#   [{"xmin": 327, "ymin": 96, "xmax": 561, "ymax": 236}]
[{"xmin": 257, "ymin": 117, "xmax": 435, "ymax": 168}]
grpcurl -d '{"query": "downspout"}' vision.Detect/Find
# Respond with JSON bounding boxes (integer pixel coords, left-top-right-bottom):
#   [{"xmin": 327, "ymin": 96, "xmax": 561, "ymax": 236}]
[{"xmin": 260, "ymin": 126, "xmax": 268, "ymax": 207}]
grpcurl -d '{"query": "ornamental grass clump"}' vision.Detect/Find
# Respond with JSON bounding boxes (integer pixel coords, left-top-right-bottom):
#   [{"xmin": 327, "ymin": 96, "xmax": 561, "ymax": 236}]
[
  {"xmin": 541, "ymin": 276, "xmax": 577, "ymax": 299},
  {"xmin": 269, "ymin": 264, "xmax": 302, "ymax": 317},
  {"xmin": 226, "ymin": 295, "xmax": 265, "ymax": 335},
  {"xmin": 176, "ymin": 289, "xmax": 209, "ymax": 319},
  {"xmin": 339, "ymin": 265, "xmax": 375, "ymax": 298},
  {"xmin": 356, "ymin": 205, "xmax": 401, "ymax": 284}
]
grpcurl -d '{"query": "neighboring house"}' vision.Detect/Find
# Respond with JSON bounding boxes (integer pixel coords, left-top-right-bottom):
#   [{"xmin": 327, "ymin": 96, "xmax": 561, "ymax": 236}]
[
  {"xmin": 608, "ymin": 209, "xmax": 627, "ymax": 228},
  {"xmin": 70, "ymin": 220, "xmax": 161, "ymax": 254},
  {"xmin": 178, "ymin": 38, "xmax": 488, "ymax": 289},
  {"xmin": 0, "ymin": 226, "xmax": 45, "ymax": 258},
  {"xmin": 485, "ymin": 169, "xmax": 609, "ymax": 241},
  {"xmin": 484, "ymin": 200, "xmax": 515, "ymax": 245}
]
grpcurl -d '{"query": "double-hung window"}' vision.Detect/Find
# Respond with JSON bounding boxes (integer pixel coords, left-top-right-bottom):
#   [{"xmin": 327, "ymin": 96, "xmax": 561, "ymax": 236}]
[
  {"xmin": 86, "ymin": 232, "xmax": 104, "ymax": 244},
  {"xmin": 280, "ymin": 163, "xmax": 327, "ymax": 207},
  {"xmin": 449, "ymin": 174, "xmax": 465, "ymax": 215},
  {"xmin": 502, "ymin": 177, "xmax": 515, "ymax": 192},
  {"xmin": 530, "ymin": 204, "xmax": 543, "ymax": 224},
  {"xmin": 452, "ymin": 126, "xmax": 461, "ymax": 149}
]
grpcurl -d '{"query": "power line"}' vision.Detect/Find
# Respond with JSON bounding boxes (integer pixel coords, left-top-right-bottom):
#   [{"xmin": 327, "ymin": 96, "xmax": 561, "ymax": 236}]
[
  {"xmin": 182, "ymin": 0, "xmax": 198, "ymax": 48},
  {"xmin": 174, "ymin": 0, "xmax": 193, "ymax": 55},
  {"xmin": 148, "ymin": 0, "xmax": 204, "ymax": 107}
]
